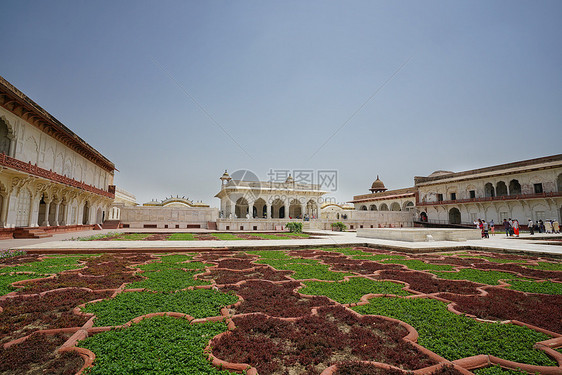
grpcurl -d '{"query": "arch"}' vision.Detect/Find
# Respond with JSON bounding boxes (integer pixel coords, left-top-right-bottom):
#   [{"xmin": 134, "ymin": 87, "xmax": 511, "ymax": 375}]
[
  {"xmin": 289, "ymin": 199, "xmax": 302, "ymax": 219},
  {"xmin": 379, "ymin": 203, "xmax": 389, "ymax": 211},
  {"xmin": 369, "ymin": 204, "xmax": 377, "ymax": 211},
  {"xmin": 82, "ymin": 202, "xmax": 90, "ymax": 225},
  {"xmin": 63, "ymin": 159, "xmax": 73, "ymax": 178},
  {"xmin": 15, "ymin": 188, "xmax": 31, "ymax": 227},
  {"xmin": 484, "ymin": 182, "xmax": 495, "ymax": 198},
  {"xmin": 234, "ymin": 197, "xmax": 249, "ymax": 218},
  {"xmin": 360, "ymin": 205, "xmax": 367, "ymax": 211},
  {"xmin": 509, "ymin": 179, "xmax": 521, "ymax": 195},
  {"xmin": 448, "ymin": 208, "xmax": 461, "ymax": 224},
  {"xmin": 496, "ymin": 181, "xmax": 508, "ymax": 196},
  {"xmin": 254, "ymin": 198, "xmax": 267, "ymax": 219},
  {"xmin": 390, "ymin": 202, "xmax": 401, "ymax": 211},
  {"xmin": 420, "ymin": 211, "xmax": 428, "ymax": 222},
  {"xmin": 54, "ymin": 153, "xmax": 64, "ymax": 174},
  {"xmin": 403, "ymin": 201, "xmax": 414, "ymax": 210},
  {"xmin": 271, "ymin": 198, "xmax": 284, "ymax": 219},
  {"xmin": 306, "ymin": 199, "xmax": 318, "ymax": 218},
  {"xmin": 59, "ymin": 200, "xmax": 67, "ymax": 225},
  {"xmin": 48, "ymin": 201, "xmax": 57, "ymax": 226},
  {"xmin": 558, "ymin": 174, "xmax": 562, "ymax": 192},
  {"xmin": 23, "ymin": 136, "xmax": 39, "ymax": 164},
  {"xmin": 0, "ymin": 117, "xmax": 13, "ymax": 155},
  {"xmin": 43, "ymin": 147, "xmax": 55, "ymax": 170}
]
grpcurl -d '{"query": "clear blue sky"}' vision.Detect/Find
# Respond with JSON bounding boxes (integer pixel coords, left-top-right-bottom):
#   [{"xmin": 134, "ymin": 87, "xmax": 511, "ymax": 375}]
[{"xmin": 1, "ymin": 0, "xmax": 561, "ymax": 206}]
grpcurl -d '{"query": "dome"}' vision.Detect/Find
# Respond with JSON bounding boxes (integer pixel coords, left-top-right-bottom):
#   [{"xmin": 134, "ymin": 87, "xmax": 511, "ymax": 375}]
[
  {"xmin": 428, "ymin": 170, "xmax": 453, "ymax": 178},
  {"xmin": 285, "ymin": 174, "xmax": 294, "ymax": 183},
  {"xmin": 369, "ymin": 175, "xmax": 387, "ymax": 193},
  {"xmin": 220, "ymin": 170, "xmax": 232, "ymax": 182}
]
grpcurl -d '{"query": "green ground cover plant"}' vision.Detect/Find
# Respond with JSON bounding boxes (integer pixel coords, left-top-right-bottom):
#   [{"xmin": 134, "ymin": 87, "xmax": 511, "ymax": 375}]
[
  {"xmin": 507, "ymin": 280, "xmax": 562, "ymax": 295},
  {"xmin": 113, "ymin": 233, "xmax": 152, "ymax": 241},
  {"xmin": 167, "ymin": 233, "xmax": 195, "ymax": 240},
  {"xmin": 473, "ymin": 366, "xmax": 527, "ymax": 375},
  {"xmin": 0, "ymin": 256, "xmax": 84, "ymax": 275},
  {"xmin": 352, "ymin": 297, "xmax": 555, "ymax": 366},
  {"xmin": 126, "ymin": 269, "xmax": 209, "ymax": 292},
  {"xmin": 0, "ymin": 273, "xmax": 45, "ymax": 296},
  {"xmin": 83, "ymin": 289, "xmax": 238, "ymax": 326},
  {"xmin": 212, "ymin": 233, "xmax": 242, "ymax": 240},
  {"xmin": 430, "ymin": 269, "xmax": 527, "ymax": 285},
  {"xmin": 299, "ymin": 277, "xmax": 411, "ymax": 304},
  {"xmin": 381, "ymin": 259, "xmax": 454, "ymax": 271},
  {"xmin": 79, "ymin": 316, "xmax": 232, "ymax": 375},
  {"xmin": 457, "ymin": 255, "xmax": 529, "ymax": 264},
  {"xmin": 352, "ymin": 254, "xmax": 407, "ymax": 261},
  {"xmin": 526, "ymin": 262, "xmax": 562, "ymax": 271},
  {"xmin": 0, "ymin": 249, "xmax": 27, "ymax": 259},
  {"xmin": 252, "ymin": 251, "xmax": 352, "ymax": 280},
  {"xmin": 321, "ymin": 247, "xmax": 369, "ymax": 256},
  {"xmin": 75, "ymin": 232, "xmax": 119, "ymax": 241}
]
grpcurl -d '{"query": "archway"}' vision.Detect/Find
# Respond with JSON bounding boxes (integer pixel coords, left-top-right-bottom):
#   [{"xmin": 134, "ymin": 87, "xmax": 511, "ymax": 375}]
[
  {"xmin": 496, "ymin": 181, "xmax": 508, "ymax": 196},
  {"xmin": 234, "ymin": 197, "xmax": 249, "ymax": 218},
  {"xmin": 306, "ymin": 200, "xmax": 318, "ymax": 218},
  {"xmin": 403, "ymin": 201, "xmax": 414, "ymax": 211},
  {"xmin": 509, "ymin": 179, "xmax": 521, "ymax": 195},
  {"xmin": 484, "ymin": 183, "xmax": 495, "ymax": 198},
  {"xmin": 271, "ymin": 198, "xmax": 284, "ymax": 219},
  {"xmin": 48, "ymin": 201, "xmax": 57, "ymax": 226},
  {"xmin": 448, "ymin": 208, "xmax": 461, "ymax": 224},
  {"xmin": 58, "ymin": 201, "xmax": 67, "ymax": 225},
  {"xmin": 370, "ymin": 204, "xmax": 377, "ymax": 211},
  {"xmin": 420, "ymin": 211, "xmax": 428, "ymax": 222},
  {"xmin": 360, "ymin": 205, "xmax": 367, "ymax": 211},
  {"xmin": 558, "ymin": 174, "xmax": 562, "ymax": 192},
  {"xmin": 82, "ymin": 202, "xmax": 90, "ymax": 225},
  {"xmin": 379, "ymin": 203, "xmax": 389, "ymax": 211},
  {"xmin": 15, "ymin": 189, "xmax": 31, "ymax": 227},
  {"xmin": 289, "ymin": 199, "xmax": 302, "ymax": 219},
  {"xmin": 254, "ymin": 198, "xmax": 266, "ymax": 218},
  {"xmin": 0, "ymin": 118, "xmax": 11, "ymax": 155},
  {"xmin": 38, "ymin": 195, "xmax": 47, "ymax": 226},
  {"xmin": 390, "ymin": 202, "xmax": 401, "ymax": 211}
]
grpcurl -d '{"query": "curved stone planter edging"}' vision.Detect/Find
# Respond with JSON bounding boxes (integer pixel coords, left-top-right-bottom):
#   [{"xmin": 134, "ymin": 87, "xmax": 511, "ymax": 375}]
[{"xmin": 319, "ymin": 361, "xmax": 474, "ymax": 375}]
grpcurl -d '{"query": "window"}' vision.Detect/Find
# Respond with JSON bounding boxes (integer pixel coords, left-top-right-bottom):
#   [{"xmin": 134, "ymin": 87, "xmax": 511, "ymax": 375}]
[
  {"xmin": 469, "ymin": 190, "xmax": 476, "ymax": 199},
  {"xmin": 437, "ymin": 194, "xmax": 443, "ymax": 202},
  {"xmin": 534, "ymin": 183, "xmax": 543, "ymax": 194},
  {"xmin": 450, "ymin": 193, "xmax": 457, "ymax": 201}
]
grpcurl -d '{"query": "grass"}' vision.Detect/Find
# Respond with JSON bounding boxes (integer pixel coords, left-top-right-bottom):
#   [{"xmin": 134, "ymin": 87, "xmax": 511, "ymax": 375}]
[
  {"xmin": 381, "ymin": 259, "xmax": 455, "ymax": 271},
  {"xmin": 212, "ymin": 233, "xmax": 242, "ymax": 240},
  {"xmin": 352, "ymin": 297, "xmax": 556, "ymax": 366},
  {"xmin": 167, "ymin": 233, "xmax": 195, "ymax": 240},
  {"xmin": 430, "ymin": 269, "xmax": 528, "ymax": 285},
  {"xmin": 83, "ymin": 289, "xmax": 238, "ymax": 327},
  {"xmin": 79, "ymin": 316, "xmax": 232, "ymax": 375},
  {"xmin": 299, "ymin": 277, "xmax": 411, "ymax": 304}
]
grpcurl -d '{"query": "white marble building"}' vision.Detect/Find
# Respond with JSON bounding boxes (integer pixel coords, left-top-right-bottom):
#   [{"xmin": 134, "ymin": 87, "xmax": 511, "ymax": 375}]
[{"xmin": 0, "ymin": 75, "xmax": 115, "ymax": 235}]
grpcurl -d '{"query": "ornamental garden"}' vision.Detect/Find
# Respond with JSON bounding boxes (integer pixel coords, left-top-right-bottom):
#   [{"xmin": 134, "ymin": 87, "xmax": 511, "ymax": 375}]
[{"xmin": 1, "ymin": 247, "xmax": 561, "ymax": 375}]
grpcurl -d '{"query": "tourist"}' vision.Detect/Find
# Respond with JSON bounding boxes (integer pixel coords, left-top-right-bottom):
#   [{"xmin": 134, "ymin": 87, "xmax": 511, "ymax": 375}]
[
  {"xmin": 503, "ymin": 219, "xmax": 510, "ymax": 237},
  {"xmin": 489, "ymin": 219, "xmax": 495, "ymax": 236},
  {"xmin": 513, "ymin": 219, "xmax": 520, "ymax": 237},
  {"xmin": 528, "ymin": 219, "xmax": 534, "ymax": 235},
  {"xmin": 539, "ymin": 220, "xmax": 545, "ymax": 233},
  {"xmin": 474, "ymin": 219, "xmax": 480, "ymax": 229},
  {"xmin": 482, "ymin": 220, "xmax": 489, "ymax": 238},
  {"xmin": 554, "ymin": 220, "xmax": 560, "ymax": 234},
  {"xmin": 545, "ymin": 220, "xmax": 553, "ymax": 233},
  {"xmin": 508, "ymin": 218, "xmax": 514, "ymax": 236}
]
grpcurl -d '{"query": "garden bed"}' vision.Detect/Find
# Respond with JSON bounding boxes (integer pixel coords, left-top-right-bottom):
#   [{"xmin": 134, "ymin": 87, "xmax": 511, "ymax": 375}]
[{"xmin": 1, "ymin": 248, "xmax": 561, "ymax": 375}]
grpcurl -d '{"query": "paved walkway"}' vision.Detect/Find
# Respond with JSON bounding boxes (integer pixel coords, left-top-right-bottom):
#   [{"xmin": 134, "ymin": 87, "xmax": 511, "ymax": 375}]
[{"xmin": 2, "ymin": 228, "xmax": 562, "ymax": 257}]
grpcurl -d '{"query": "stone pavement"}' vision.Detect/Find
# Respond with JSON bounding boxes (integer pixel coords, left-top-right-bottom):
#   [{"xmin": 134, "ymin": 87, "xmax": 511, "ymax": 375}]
[{"xmin": 2, "ymin": 228, "xmax": 561, "ymax": 257}]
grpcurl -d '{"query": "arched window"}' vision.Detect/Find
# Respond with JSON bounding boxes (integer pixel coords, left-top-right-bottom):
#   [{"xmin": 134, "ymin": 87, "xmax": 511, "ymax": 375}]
[
  {"xmin": 360, "ymin": 205, "xmax": 367, "ymax": 211},
  {"xmin": 379, "ymin": 203, "xmax": 389, "ymax": 211},
  {"xmin": 369, "ymin": 204, "xmax": 377, "ymax": 211},
  {"xmin": 509, "ymin": 179, "xmax": 521, "ymax": 195},
  {"xmin": 484, "ymin": 183, "xmax": 495, "ymax": 198},
  {"xmin": 496, "ymin": 181, "xmax": 508, "ymax": 196},
  {"xmin": 390, "ymin": 202, "xmax": 401, "ymax": 211},
  {"xmin": 0, "ymin": 119, "xmax": 11, "ymax": 155},
  {"xmin": 448, "ymin": 208, "xmax": 461, "ymax": 224}
]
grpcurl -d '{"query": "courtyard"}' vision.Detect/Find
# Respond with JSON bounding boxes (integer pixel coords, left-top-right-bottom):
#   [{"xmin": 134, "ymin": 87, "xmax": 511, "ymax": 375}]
[{"xmin": 1, "ymin": 245, "xmax": 561, "ymax": 375}]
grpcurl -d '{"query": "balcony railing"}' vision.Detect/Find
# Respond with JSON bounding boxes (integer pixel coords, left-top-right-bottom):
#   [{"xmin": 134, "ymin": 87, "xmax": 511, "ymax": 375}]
[
  {"xmin": 0, "ymin": 153, "xmax": 115, "ymax": 198},
  {"xmin": 417, "ymin": 191, "xmax": 562, "ymax": 206}
]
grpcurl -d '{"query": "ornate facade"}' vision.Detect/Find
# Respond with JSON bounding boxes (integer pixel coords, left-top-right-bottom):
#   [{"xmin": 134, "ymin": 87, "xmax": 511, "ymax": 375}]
[{"xmin": 0, "ymin": 75, "xmax": 115, "ymax": 235}]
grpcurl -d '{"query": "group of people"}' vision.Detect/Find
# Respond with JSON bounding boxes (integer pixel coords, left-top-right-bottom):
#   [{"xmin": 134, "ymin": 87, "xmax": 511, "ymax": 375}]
[
  {"xmin": 502, "ymin": 218, "xmax": 520, "ymax": 237},
  {"xmin": 474, "ymin": 219, "xmax": 494, "ymax": 238},
  {"xmin": 527, "ymin": 218, "xmax": 561, "ymax": 235}
]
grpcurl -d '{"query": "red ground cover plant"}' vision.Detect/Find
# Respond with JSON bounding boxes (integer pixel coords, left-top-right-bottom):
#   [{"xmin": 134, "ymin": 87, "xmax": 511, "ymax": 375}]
[
  {"xmin": 472, "ymin": 262, "xmax": 562, "ymax": 281},
  {"xmin": 213, "ymin": 258, "xmax": 257, "ymax": 270},
  {"xmin": 212, "ymin": 305, "xmax": 436, "ymax": 375},
  {"xmin": 408, "ymin": 256, "xmax": 475, "ymax": 267},
  {"xmin": 333, "ymin": 363, "xmax": 465, "ymax": 375},
  {"xmin": 329, "ymin": 260, "xmax": 402, "ymax": 275},
  {"xmin": 0, "ymin": 254, "xmax": 40, "ymax": 266},
  {"xmin": 196, "ymin": 251, "xmax": 243, "ymax": 262},
  {"xmin": 376, "ymin": 270, "xmax": 482, "ymax": 295},
  {"xmin": 220, "ymin": 280, "xmax": 334, "ymax": 318},
  {"xmin": 16, "ymin": 271, "xmax": 142, "ymax": 294},
  {"xmin": 200, "ymin": 266, "xmax": 293, "ymax": 285},
  {"xmin": 440, "ymin": 287, "xmax": 562, "ymax": 334},
  {"xmin": 0, "ymin": 289, "xmax": 112, "ymax": 345},
  {"xmin": 0, "ymin": 332, "xmax": 83, "ymax": 375}
]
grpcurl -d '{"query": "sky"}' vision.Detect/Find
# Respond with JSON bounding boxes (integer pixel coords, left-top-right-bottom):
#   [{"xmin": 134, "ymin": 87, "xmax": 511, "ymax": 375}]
[{"xmin": 1, "ymin": 0, "xmax": 561, "ymax": 207}]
